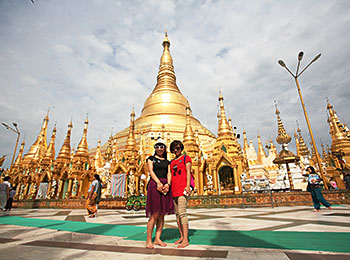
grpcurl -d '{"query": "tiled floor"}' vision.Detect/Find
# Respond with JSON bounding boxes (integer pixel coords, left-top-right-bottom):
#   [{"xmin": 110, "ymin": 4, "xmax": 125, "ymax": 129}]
[{"xmin": 0, "ymin": 205, "xmax": 350, "ymax": 259}]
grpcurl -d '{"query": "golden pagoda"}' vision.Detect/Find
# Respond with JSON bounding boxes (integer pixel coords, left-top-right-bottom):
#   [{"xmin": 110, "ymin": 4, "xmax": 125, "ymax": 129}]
[
  {"xmin": 325, "ymin": 100, "xmax": 350, "ymax": 188},
  {"xmin": 273, "ymin": 103, "xmax": 300, "ymax": 190},
  {"xmin": 109, "ymin": 32, "xmax": 216, "ymax": 157}
]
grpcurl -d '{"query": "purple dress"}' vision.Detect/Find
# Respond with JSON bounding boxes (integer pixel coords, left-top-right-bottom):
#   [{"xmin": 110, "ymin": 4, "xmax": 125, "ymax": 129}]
[{"xmin": 145, "ymin": 156, "xmax": 175, "ymax": 217}]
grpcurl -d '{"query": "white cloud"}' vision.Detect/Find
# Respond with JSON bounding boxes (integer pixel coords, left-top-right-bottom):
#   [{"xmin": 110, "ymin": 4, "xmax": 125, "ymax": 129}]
[{"xmin": 0, "ymin": 0, "xmax": 349, "ymax": 168}]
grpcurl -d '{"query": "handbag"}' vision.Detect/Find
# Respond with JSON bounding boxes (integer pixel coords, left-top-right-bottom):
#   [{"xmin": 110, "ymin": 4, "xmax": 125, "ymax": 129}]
[{"xmin": 183, "ymin": 155, "xmax": 195, "ymax": 190}]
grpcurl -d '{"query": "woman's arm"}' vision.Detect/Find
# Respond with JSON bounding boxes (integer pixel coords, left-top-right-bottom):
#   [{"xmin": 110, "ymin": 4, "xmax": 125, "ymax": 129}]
[
  {"xmin": 164, "ymin": 164, "xmax": 172, "ymax": 193},
  {"xmin": 147, "ymin": 159, "xmax": 163, "ymax": 191},
  {"xmin": 88, "ymin": 184, "xmax": 95, "ymax": 199}
]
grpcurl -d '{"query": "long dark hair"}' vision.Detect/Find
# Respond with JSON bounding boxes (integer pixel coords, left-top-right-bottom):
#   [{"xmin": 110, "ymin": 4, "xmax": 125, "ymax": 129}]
[
  {"xmin": 94, "ymin": 174, "xmax": 101, "ymax": 182},
  {"xmin": 306, "ymin": 166, "xmax": 317, "ymax": 174}
]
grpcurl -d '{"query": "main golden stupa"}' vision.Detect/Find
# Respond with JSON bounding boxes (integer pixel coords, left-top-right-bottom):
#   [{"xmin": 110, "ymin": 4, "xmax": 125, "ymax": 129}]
[{"xmin": 110, "ymin": 32, "xmax": 216, "ymax": 154}]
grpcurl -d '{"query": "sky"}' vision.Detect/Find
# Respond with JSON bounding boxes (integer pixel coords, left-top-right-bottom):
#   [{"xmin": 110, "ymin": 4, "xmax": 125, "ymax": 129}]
[{"xmin": 0, "ymin": 0, "xmax": 349, "ymax": 169}]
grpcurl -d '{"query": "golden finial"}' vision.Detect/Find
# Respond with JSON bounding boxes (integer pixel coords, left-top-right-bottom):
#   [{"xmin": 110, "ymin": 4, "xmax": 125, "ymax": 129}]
[
  {"xmin": 326, "ymin": 97, "xmax": 333, "ymax": 109},
  {"xmin": 274, "ymin": 101, "xmax": 292, "ymax": 145},
  {"xmin": 162, "ymin": 30, "xmax": 170, "ymax": 47}
]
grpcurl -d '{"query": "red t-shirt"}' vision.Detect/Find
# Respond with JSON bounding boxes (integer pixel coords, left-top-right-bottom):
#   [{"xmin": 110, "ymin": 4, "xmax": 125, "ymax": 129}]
[{"xmin": 170, "ymin": 155, "xmax": 192, "ymax": 197}]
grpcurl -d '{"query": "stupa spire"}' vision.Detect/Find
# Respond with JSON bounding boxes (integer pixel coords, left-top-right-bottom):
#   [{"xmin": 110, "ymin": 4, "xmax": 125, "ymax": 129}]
[
  {"xmin": 104, "ymin": 134, "xmax": 113, "ymax": 162},
  {"xmin": 75, "ymin": 117, "xmax": 89, "ymax": 158},
  {"xmin": 23, "ymin": 111, "xmax": 49, "ymax": 163},
  {"xmin": 57, "ymin": 120, "xmax": 73, "ymax": 161},
  {"xmin": 152, "ymin": 31, "xmax": 179, "ymax": 94},
  {"xmin": 139, "ymin": 32, "xmax": 194, "ymax": 121},
  {"xmin": 13, "ymin": 140, "xmax": 25, "ymax": 167},
  {"xmin": 94, "ymin": 139, "xmax": 103, "ymax": 169},
  {"xmin": 294, "ymin": 131, "xmax": 300, "ymax": 156},
  {"xmin": 126, "ymin": 108, "xmax": 136, "ymax": 148},
  {"xmin": 112, "ymin": 137, "xmax": 119, "ymax": 163},
  {"xmin": 269, "ymin": 139, "xmax": 277, "ymax": 157},
  {"xmin": 217, "ymin": 92, "xmax": 231, "ymax": 138},
  {"xmin": 183, "ymin": 106, "xmax": 196, "ymax": 143},
  {"xmin": 327, "ymin": 100, "xmax": 347, "ymax": 141},
  {"xmin": 243, "ymin": 130, "xmax": 249, "ymax": 154},
  {"xmin": 42, "ymin": 126, "xmax": 56, "ymax": 163},
  {"xmin": 257, "ymin": 135, "xmax": 267, "ymax": 164},
  {"xmin": 297, "ymin": 127, "xmax": 310, "ymax": 157}
]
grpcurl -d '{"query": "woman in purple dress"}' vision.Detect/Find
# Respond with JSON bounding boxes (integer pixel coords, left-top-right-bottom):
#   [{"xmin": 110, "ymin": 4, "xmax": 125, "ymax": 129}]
[{"xmin": 145, "ymin": 139, "xmax": 174, "ymax": 248}]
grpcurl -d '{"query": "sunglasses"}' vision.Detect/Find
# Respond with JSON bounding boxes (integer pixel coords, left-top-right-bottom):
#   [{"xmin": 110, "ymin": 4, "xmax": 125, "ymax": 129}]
[
  {"xmin": 172, "ymin": 146, "xmax": 182, "ymax": 152},
  {"xmin": 154, "ymin": 145, "xmax": 165, "ymax": 149}
]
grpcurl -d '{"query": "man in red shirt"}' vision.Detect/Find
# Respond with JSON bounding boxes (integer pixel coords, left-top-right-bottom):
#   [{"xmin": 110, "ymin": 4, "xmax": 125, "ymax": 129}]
[{"xmin": 170, "ymin": 140, "xmax": 192, "ymax": 248}]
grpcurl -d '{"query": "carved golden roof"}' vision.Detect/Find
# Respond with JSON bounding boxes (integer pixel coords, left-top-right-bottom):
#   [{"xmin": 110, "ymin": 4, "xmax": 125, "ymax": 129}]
[{"xmin": 57, "ymin": 121, "xmax": 73, "ymax": 161}]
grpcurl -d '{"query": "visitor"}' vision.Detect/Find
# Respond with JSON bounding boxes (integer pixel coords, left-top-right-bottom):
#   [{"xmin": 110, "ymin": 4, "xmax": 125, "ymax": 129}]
[
  {"xmin": 170, "ymin": 140, "xmax": 192, "ymax": 248},
  {"xmin": 306, "ymin": 166, "xmax": 332, "ymax": 212},
  {"xmin": 5, "ymin": 187, "xmax": 16, "ymax": 211},
  {"xmin": 0, "ymin": 176, "xmax": 11, "ymax": 211},
  {"xmin": 145, "ymin": 139, "xmax": 174, "ymax": 249},
  {"xmin": 86, "ymin": 174, "xmax": 102, "ymax": 218},
  {"xmin": 344, "ymin": 171, "xmax": 350, "ymax": 190},
  {"xmin": 329, "ymin": 177, "xmax": 338, "ymax": 189}
]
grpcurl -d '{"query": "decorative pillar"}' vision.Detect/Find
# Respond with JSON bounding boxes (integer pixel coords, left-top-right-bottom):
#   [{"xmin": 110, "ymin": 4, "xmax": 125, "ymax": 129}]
[
  {"xmin": 233, "ymin": 167, "xmax": 239, "ymax": 194},
  {"xmin": 285, "ymin": 163, "xmax": 294, "ymax": 190},
  {"xmin": 46, "ymin": 182, "xmax": 52, "ymax": 198},
  {"xmin": 23, "ymin": 183, "xmax": 30, "ymax": 199},
  {"xmin": 66, "ymin": 178, "xmax": 73, "ymax": 198},
  {"xmin": 57, "ymin": 180, "xmax": 63, "ymax": 199},
  {"xmin": 78, "ymin": 180, "xmax": 84, "ymax": 198}
]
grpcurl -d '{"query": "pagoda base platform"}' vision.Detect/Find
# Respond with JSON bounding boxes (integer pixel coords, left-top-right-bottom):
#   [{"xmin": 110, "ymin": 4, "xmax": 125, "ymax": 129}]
[{"xmin": 13, "ymin": 190, "xmax": 350, "ymax": 209}]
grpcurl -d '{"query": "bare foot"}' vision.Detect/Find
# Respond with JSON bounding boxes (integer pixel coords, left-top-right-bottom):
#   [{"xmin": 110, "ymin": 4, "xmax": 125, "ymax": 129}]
[
  {"xmin": 177, "ymin": 241, "xmax": 189, "ymax": 248},
  {"xmin": 327, "ymin": 207, "xmax": 332, "ymax": 211},
  {"xmin": 314, "ymin": 209, "xmax": 321, "ymax": 212},
  {"xmin": 146, "ymin": 241, "xmax": 154, "ymax": 249},
  {"xmin": 154, "ymin": 239, "xmax": 167, "ymax": 247},
  {"xmin": 174, "ymin": 238, "xmax": 183, "ymax": 245}
]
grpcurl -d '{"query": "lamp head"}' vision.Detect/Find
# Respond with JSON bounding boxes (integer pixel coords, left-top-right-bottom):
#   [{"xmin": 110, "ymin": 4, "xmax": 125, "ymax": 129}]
[
  {"xmin": 312, "ymin": 53, "xmax": 321, "ymax": 63},
  {"xmin": 2, "ymin": 123, "xmax": 9, "ymax": 129},
  {"xmin": 278, "ymin": 60, "xmax": 286, "ymax": 67},
  {"xmin": 298, "ymin": 51, "xmax": 304, "ymax": 61},
  {"xmin": 12, "ymin": 122, "xmax": 17, "ymax": 127}
]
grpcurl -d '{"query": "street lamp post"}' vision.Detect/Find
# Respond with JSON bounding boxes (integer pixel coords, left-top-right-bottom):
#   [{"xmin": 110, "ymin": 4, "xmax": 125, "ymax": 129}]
[
  {"xmin": 278, "ymin": 52, "xmax": 328, "ymax": 189},
  {"xmin": 2, "ymin": 122, "xmax": 20, "ymax": 169}
]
